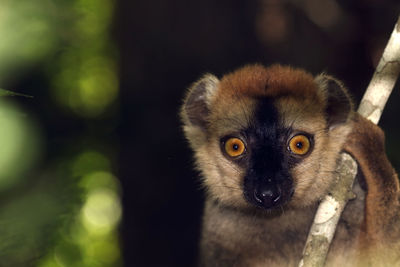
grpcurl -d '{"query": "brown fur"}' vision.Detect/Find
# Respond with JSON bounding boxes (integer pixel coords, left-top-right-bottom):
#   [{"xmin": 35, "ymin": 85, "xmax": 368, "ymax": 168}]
[
  {"xmin": 181, "ymin": 64, "xmax": 400, "ymax": 266},
  {"xmin": 216, "ymin": 64, "xmax": 320, "ymax": 98},
  {"xmin": 343, "ymin": 114, "xmax": 400, "ymax": 266}
]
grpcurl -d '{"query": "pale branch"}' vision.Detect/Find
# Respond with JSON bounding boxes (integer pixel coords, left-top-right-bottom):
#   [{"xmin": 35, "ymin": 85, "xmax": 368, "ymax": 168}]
[
  {"xmin": 299, "ymin": 15, "xmax": 400, "ymax": 267},
  {"xmin": 358, "ymin": 15, "xmax": 400, "ymax": 124}
]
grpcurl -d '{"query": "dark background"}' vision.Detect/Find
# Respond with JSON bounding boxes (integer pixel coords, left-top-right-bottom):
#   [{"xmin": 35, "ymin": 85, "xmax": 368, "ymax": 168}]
[{"xmin": 2, "ymin": 0, "xmax": 400, "ymax": 266}]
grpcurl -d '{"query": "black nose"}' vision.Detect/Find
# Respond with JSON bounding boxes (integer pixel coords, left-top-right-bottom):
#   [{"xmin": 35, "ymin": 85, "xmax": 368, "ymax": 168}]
[{"xmin": 254, "ymin": 185, "xmax": 281, "ymax": 208}]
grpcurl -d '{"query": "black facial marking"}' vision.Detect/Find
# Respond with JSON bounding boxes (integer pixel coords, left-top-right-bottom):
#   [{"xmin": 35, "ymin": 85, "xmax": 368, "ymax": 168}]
[{"xmin": 242, "ymin": 98, "xmax": 294, "ymax": 210}]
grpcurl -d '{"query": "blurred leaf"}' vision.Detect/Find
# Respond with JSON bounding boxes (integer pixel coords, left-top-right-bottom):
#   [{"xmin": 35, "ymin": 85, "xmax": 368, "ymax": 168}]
[
  {"xmin": 0, "ymin": 167, "xmax": 82, "ymax": 267},
  {"xmin": 0, "ymin": 100, "xmax": 41, "ymax": 192},
  {"xmin": 0, "ymin": 89, "xmax": 32, "ymax": 98},
  {"xmin": 0, "ymin": 0, "xmax": 63, "ymax": 84}
]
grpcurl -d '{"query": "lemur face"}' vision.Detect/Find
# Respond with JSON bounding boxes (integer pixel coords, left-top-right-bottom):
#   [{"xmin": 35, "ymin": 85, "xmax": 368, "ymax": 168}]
[
  {"xmin": 181, "ymin": 64, "xmax": 353, "ymax": 211},
  {"xmin": 219, "ymin": 98, "xmax": 317, "ymax": 210}
]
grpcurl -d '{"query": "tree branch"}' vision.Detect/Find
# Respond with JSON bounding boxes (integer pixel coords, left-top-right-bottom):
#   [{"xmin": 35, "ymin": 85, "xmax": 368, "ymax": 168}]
[
  {"xmin": 299, "ymin": 15, "xmax": 400, "ymax": 267},
  {"xmin": 0, "ymin": 89, "xmax": 32, "ymax": 98}
]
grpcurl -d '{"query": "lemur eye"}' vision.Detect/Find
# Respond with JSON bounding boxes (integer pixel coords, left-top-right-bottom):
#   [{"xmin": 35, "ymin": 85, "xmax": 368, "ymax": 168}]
[
  {"xmin": 224, "ymin": 137, "xmax": 246, "ymax": 157},
  {"xmin": 288, "ymin": 134, "xmax": 311, "ymax": 155}
]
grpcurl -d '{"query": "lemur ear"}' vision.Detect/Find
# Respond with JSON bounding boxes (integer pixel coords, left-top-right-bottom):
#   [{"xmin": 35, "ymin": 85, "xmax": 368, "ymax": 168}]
[
  {"xmin": 315, "ymin": 75, "xmax": 354, "ymax": 130},
  {"xmin": 181, "ymin": 74, "xmax": 219, "ymax": 130}
]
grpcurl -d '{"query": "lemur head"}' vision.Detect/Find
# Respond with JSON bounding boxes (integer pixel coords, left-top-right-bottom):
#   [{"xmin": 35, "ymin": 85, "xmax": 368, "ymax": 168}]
[{"xmin": 181, "ymin": 64, "xmax": 353, "ymax": 211}]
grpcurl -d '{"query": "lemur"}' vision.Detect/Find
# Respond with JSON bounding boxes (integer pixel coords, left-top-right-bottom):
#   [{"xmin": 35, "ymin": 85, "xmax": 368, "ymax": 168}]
[{"xmin": 181, "ymin": 64, "xmax": 400, "ymax": 266}]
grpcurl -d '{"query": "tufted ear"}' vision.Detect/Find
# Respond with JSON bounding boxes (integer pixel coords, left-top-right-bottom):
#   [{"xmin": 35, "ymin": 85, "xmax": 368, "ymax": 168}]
[
  {"xmin": 315, "ymin": 75, "xmax": 354, "ymax": 130},
  {"xmin": 181, "ymin": 74, "xmax": 219, "ymax": 131}
]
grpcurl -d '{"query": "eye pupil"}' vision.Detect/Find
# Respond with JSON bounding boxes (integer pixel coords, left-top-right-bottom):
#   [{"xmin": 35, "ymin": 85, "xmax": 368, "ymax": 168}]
[
  {"xmin": 296, "ymin": 142, "xmax": 303, "ymax": 149},
  {"xmin": 233, "ymin": 144, "xmax": 239, "ymax": 150}
]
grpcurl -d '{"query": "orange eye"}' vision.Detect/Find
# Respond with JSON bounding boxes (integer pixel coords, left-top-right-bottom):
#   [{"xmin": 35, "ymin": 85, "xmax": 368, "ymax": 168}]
[
  {"xmin": 288, "ymin": 134, "xmax": 311, "ymax": 155},
  {"xmin": 224, "ymin": 137, "xmax": 246, "ymax": 157}
]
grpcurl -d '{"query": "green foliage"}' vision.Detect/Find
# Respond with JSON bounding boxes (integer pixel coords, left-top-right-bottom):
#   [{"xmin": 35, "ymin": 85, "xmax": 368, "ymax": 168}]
[
  {"xmin": 36, "ymin": 151, "xmax": 122, "ymax": 267},
  {"xmin": 0, "ymin": 0, "xmax": 122, "ymax": 266},
  {"xmin": 0, "ymin": 165, "xmax": 82, "ymax": 267},
  {"xmin": 50, "ymin": 0, "xmax": 119, "ymax": 118},
  {"xmin": 0, "ymin": 100, "xmax": 41, "ymax": 192},
  {"xmin": 0, "ymin": 0, "xmax": 62, "ymax": 83}
]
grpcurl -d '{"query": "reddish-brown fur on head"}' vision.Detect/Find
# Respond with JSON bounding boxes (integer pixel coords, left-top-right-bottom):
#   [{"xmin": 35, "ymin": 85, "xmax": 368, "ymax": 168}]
[{"xmin": 217, "ymin": 64, "xmax": 321, "ymax": 99}]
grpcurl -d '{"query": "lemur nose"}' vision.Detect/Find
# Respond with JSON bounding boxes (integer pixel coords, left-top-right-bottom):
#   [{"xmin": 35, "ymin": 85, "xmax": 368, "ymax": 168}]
[{"xmin": 254, "ymin": 185, "xmax": 281, "ymax": 208}]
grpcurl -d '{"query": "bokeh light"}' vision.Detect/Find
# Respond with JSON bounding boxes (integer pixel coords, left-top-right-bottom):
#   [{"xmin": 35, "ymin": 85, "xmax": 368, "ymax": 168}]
[
  {"xmin": 50, "ymin": 0, "xmax": 119, "ymax": 118},
  {"xmin": 72, "ymin": 151, "xmax": 112, "ymax": 177},
  {"xmin": 0, "ymin": 0, "xmax": 58, "ymax": 82},
  {"xmin": 0, "ymin": 99, "xmax": 42, "ymax": 191},
  {"xmin": 37, "ymin": 151, "xmax": 122, "ymax": 267},
  {"xmin": 81, "ymin": 188, "xmax": 122, "ymax": 233}
]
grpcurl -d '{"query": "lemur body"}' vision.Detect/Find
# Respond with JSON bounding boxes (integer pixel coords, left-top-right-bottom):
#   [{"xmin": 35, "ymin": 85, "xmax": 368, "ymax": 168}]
[{"xmin": 181, "ymin": 64, "xmax": 400, "ymax": 266}]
